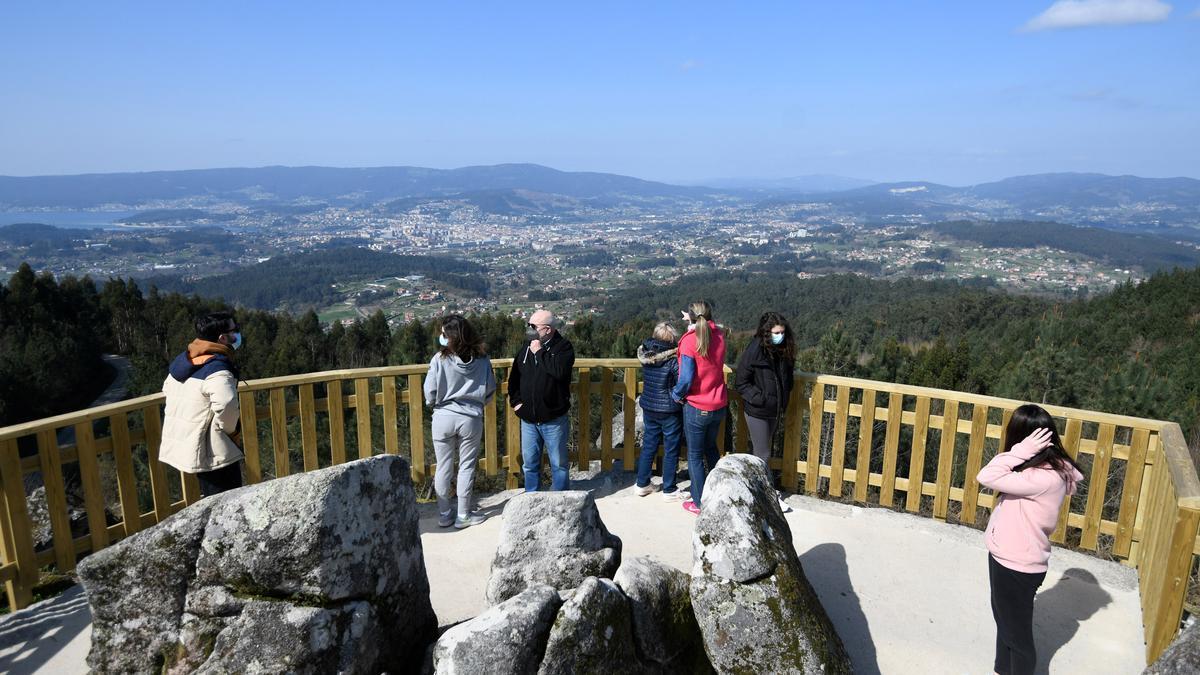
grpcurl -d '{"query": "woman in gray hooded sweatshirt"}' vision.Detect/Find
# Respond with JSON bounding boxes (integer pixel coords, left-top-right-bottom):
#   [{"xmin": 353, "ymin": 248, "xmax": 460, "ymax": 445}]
[{"xmin": 424, "ymin": 314, "xmax": 497, "ymax": 528}]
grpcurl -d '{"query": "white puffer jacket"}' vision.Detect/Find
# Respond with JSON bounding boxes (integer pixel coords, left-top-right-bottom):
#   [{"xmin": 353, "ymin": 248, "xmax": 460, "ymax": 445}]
[{"xmin": 159, "ymin": 341, "xmax": 244, "ymax": 473}]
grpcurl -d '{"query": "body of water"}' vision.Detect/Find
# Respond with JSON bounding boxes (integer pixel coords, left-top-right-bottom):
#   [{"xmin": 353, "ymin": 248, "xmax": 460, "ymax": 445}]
[{"xmin": 0, "ymin": 210, "xmax": 140, "ymax": 229}]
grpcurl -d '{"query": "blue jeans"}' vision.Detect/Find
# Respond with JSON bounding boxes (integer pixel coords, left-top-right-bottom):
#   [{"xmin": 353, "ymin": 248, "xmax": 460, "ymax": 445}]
[
  {"xmin": 521, "ymin": 415, "xmax": 570, "ymax": 491},
  {"xmin": 636, "ymin": 411, "xmax": 682, "ymax": 493},
  {"xmin": 683, "ymin": 404, "xmax": 725, "ymax": 506}
]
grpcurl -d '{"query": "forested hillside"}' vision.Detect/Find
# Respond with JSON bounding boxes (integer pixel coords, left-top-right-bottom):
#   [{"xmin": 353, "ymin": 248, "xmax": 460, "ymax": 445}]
[
  {"xmin": 591, "ymin": 268, "xmax": 1200, "ymax": 439},
  {"xmin": 927, "ymin": 220, "xmax": 1200, "ymax": 271},
  {"xmin": 146, "ymin": 247, "xmax": 489, "ymax": 311},
  {"xmin": 2, "ymin": 263, "xmax": 1197, "ymax": 445}
]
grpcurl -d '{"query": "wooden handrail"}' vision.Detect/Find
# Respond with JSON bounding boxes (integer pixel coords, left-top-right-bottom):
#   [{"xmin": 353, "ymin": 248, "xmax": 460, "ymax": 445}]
[{"xmin": 0, "ymin": 361, "xmax": 1195, "ymax": 663}]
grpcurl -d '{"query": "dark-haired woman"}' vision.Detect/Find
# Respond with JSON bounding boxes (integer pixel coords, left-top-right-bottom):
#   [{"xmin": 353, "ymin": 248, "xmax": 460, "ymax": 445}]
[
  {"xmin": 977, "ymin": 404, "xmax": 1084, "ymax": 675},
  {"xmin": 733, "ymin": 311, "xmax": 796, "ymax": 513},
  {"xmin": 424, "ymin": 314, "xmax": 496, "ymax": 529},
  {"xmin": 671, "ymin": 301, "xmax": 728, "ymax": 515}
]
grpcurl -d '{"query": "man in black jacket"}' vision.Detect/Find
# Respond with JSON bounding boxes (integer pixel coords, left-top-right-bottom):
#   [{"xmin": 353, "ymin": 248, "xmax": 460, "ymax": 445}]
[{"xmin": 509, "ymin": 309, "xmax": 576, "ymax": 490}]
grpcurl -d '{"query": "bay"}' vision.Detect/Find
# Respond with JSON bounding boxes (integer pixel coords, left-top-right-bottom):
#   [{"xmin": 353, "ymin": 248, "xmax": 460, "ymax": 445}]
[{"xmin": 0, "ymin": 210, "xmax": 140, "ymax": 229}]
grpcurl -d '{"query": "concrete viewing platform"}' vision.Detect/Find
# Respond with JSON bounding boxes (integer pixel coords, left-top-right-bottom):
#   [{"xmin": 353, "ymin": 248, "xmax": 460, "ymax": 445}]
[{"xmin": 0, "ymin": 467, "xmax": 1147, "ymax": 675}]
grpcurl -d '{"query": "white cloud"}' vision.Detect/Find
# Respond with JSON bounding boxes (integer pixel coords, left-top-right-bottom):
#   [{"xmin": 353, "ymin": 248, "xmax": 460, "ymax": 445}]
[
  {"xmin": 679, "ymin": 60, "xmax": 702, "ymax": 72},
  {"xmin": 1022, "ymin": 0, "xmax": 1172, "ymax": 31}
]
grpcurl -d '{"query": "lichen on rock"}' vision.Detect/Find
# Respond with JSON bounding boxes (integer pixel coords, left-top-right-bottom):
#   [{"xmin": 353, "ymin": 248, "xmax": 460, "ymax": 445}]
[
  {"xmin": 689, "ymin": 454, "xmax": 851, "ymax": 675},
  {"xmin": 485, "ymin": 491, "xmax": 622, "ymax": 605},
  {"xmin": 78, "ymin": 456, "xmax": 437, "ymax": 674}
]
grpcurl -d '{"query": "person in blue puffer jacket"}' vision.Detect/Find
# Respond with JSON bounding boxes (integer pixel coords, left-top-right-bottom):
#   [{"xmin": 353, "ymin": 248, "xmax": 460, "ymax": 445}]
[{"xmin": 634, "ymin": 322, "xmax": 687, "ymax": 501}]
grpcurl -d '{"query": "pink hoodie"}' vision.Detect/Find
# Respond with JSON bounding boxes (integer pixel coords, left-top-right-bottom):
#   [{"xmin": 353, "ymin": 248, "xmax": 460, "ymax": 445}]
[{"xmin": 977, "ymin": 439, "xmax": 1084, "ymax": 574}]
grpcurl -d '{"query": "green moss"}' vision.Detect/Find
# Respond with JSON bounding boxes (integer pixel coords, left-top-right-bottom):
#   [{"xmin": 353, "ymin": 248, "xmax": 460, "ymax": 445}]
[{"xmin": 227, "ymin": 581, "xmax": 338, "ymax": 609}]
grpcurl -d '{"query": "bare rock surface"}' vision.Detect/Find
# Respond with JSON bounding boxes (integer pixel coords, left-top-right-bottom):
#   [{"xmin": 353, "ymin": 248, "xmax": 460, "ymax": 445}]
[
  {"xmin": 690, "ymin": 454, "xmax": 851, "ymax": 675},
  {"xmin": 537, "ymin": 577, "xmax": 644, "ymax": 675},
  {"xmin": 1145, "ymin": 620, "xmax": 1200, "ymax": 675},
  {"xmin": 614, "ymin": 555, "xmax": 714, "ymax": 674},
  {"xmin": 78, "ymin": 456, "xmax": 436, "ymax": 674},
  {"xmin": 485, "ymin": 491, "xmax": 622, "ymax": 605},
  {"xmin": 431, "ymin": 584, "xmax": 562, "ymax": 675}
]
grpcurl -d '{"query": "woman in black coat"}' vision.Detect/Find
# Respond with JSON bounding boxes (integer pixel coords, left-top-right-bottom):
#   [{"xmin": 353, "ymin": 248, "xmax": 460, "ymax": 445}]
[{"xmin": 734, "ymin": 311, "xmax": 796, "ymax": 511}]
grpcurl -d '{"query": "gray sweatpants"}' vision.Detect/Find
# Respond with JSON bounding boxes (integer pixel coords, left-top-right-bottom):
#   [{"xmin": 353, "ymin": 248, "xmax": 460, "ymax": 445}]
[
  {"xmin": 432, "ymin": 410, "xmax": 483, "ymax": 519},
  {"xmin": 744, "ymin": 413, "xmax": 779, "ymax": 464}
]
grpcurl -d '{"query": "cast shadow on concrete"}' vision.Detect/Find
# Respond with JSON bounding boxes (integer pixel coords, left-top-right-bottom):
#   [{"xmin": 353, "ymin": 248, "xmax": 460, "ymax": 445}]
[
  {"xmin": 0, "ymin": 584, "xmax": 91, "ymax": 675},
  {"xmin": 800, "ymin": 542, "xmax": 880, "ymax": 675},
  {"xmin": 416, "ymin": 463, "xmax": 646, "ymax": 536},
  {"xmin": 1033, "ymin": 568, "xmax": 1112, "ymax": 675}
]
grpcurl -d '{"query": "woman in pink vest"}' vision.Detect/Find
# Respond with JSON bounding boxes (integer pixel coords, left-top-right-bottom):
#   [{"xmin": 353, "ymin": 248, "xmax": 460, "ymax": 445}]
[
  {"xmin": 670, "ymin": 301, "xmax": 728, "ymax": 515},
  {"xmin": 977, "ymin": 404, "xmax": 1084, "ymax": 675}
]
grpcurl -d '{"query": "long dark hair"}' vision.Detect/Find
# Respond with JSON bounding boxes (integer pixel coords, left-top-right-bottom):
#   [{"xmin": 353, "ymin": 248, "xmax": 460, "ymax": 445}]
[
  {"xmin": 1003, "ymin": 404, "xmax": 1082, "ymax": 475},
  {"xmin": 755, "ymin": 311, "xmax": 795, "ymax": 361},
  {"xmin": 438, "ymin": 314, "xmax": 487, "ymax": 361}
]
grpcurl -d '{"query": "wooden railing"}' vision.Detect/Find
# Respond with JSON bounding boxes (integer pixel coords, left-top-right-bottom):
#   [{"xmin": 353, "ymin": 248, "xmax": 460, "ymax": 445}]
[{"xmin": 0, "ymin": 359, "xmax": 1196, "ymax": 662}]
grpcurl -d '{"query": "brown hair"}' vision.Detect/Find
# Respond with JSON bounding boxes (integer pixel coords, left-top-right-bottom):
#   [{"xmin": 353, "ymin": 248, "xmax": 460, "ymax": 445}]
[
  {"xmin": 438, "ymin": 314, "xmax": 487, "ymax": 361},
  {"xmin": 756, "ymin": 311, "xmax": 796, "ymax": 361}
]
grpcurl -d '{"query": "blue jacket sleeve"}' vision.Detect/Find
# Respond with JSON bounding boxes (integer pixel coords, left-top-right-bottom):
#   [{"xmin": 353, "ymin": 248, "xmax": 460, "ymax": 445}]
[{"xmin": 671, "ymin": 355, "xmax": 695, "ymax": 403}]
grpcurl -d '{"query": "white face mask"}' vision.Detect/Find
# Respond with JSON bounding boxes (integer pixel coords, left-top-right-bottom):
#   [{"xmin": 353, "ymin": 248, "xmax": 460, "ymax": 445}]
[{"xmin": 438, "ymin": 335, "xmax": 449, "ymax": 347}]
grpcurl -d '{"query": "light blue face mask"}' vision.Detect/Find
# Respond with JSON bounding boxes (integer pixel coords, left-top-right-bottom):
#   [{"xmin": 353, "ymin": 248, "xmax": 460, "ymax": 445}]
[
  {"xmin": 231, "ymin": 332, "xmax": 243, "ymax": 350},
  {"xmin": 770, "ymin": 333, "xmax": 785, "ymax": 345},
  {"xmin": 438, "ymin": 335, "xmax": 450, "ymax": 347}
]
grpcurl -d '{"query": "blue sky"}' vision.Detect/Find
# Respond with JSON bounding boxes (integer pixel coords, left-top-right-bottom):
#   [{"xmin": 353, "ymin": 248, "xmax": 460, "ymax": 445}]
[{"xmin": 1, "ymin": 1, "xmax": 1197, "ymax": 184}]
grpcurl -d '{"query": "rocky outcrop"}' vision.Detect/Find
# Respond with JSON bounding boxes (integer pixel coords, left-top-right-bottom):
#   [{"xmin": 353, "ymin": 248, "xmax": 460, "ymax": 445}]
[
  {"xmin": 1145, "ymin": 620, "xmax": 1200, "ymax": 674},
  {"xmin": 690, "ymin": 454, "xmax": 851, "ymax": 675},
  {"xmin": 615, "ymin": 556, "xmax": 714, "ymax": 674},
  {"xmin": 485, "ymin": 491, "xmax": 622, "ymax": 605},
  {"xmin": 537, "ymin": 577, "xmax": 644, "ymax": 675},
  {"xmin": 598, "ymin": 398, "xmax": 644, "ymax": 452},
  {"xmin": 431, "ymin": 585, "xmax": 562, "ymax": 675},
  {"xmin": 78, "ymin": 456, "xmax": 436, "ymax": 675},
  {"xmin": 80, "ymin": 498, "xmax": 215, "ymax": 673}
]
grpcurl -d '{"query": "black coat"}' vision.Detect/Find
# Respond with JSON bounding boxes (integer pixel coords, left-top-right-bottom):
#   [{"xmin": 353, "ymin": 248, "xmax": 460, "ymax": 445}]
[
  {"xmin": 734, "ymin": 339, "xmax": 795, "ymax": 420},
  {"xmin": 508, "ymin": 332, "xmax": 576, "ymax": 423}
]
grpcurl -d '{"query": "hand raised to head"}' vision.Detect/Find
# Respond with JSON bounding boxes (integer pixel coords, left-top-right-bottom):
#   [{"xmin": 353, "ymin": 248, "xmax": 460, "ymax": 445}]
[{"xmin": 1013, "ymin": 427, "xmax": 1055, "ymax": 455}]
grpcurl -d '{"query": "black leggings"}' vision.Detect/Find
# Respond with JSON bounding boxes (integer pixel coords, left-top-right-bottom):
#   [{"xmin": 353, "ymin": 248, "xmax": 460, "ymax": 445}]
[
  {"xmin": 198, "ymin": 462, "xmax": 244, "ymax": 498},
  {"xmin": 989, "ymin": 553, "xmax": 1046, "ymax": 675}
]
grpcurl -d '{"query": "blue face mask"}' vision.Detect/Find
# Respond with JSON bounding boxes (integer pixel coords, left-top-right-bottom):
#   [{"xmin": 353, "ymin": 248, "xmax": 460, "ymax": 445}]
[
  {"xmin": 770, "ymin": 333, "xmax": 784, "ymax": 346},
  {"xmin": 438, "ymin": 335, "xmax": 450, "ymax": 347},
  {"xmin": 231, "ymin": 332, "xmax": 243, "ymax": 350}
]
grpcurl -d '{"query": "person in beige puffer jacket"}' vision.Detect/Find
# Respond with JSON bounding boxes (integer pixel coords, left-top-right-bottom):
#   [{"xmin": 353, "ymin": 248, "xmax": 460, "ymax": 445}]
[{"xmin": 159, "ymin": 311, "xmax": 245, "ymax": 497}]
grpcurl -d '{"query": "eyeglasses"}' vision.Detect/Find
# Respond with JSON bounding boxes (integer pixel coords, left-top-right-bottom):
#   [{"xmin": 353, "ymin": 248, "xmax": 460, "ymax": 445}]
[{"xmin": 529, "ymin": 323, "xmax": 547, "ymax": 330}]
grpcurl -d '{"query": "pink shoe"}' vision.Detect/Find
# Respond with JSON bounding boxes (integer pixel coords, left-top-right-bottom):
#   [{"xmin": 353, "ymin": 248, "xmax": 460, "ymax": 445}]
[{"xmin": 682, "ymin": 500, "xmax": 700, "ymax": 515}]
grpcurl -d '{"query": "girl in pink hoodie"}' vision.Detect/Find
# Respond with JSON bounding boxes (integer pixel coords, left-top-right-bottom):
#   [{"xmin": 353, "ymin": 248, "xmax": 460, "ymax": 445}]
[{"xmin": 977, "ymin": 404, "xmax": 1084, "ymax": 675}]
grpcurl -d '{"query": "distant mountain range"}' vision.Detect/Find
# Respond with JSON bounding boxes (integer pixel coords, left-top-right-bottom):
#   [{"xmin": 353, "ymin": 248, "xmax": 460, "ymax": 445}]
[
  {"xmin": 1, "ymin": 164, "xmax": 1197, "ymax": 229},
  {"xmin": 800, "ymin": 173, "xmax": 1200, "ymax": 227},
  {"xmin": 690, "ymin": 174, "xmax": 877, "ymax": 193},
  {"xmin": 0, "ymin": 164, "xmax": 715, "ymax": 209}
]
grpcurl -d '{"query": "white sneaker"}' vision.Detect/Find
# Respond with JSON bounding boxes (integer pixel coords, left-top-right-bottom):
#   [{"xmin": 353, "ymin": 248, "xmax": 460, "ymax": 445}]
[
  {"xmin": 662, "ymin": 490, "xmax": 689, "ymax": 502},
  {"xmin": 777, "ymin": 495, "xmax": 793, "ymax": 513},
  {"xmin": 455, "ymin": 512, "xmax": 487, "ymax": 529},
  {"xmin": 636, "ymin": 483, "xmax": 660, "ymax": 497}
]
